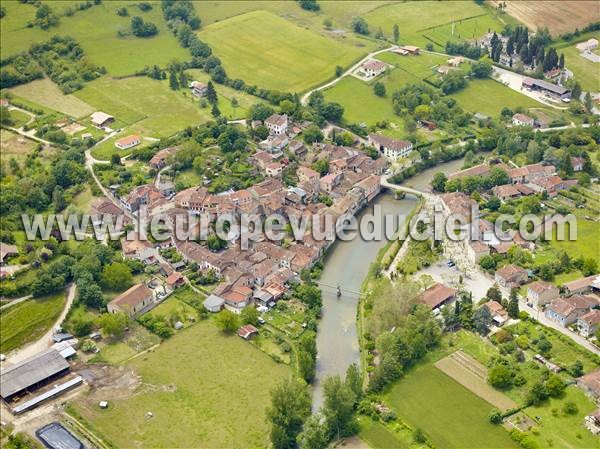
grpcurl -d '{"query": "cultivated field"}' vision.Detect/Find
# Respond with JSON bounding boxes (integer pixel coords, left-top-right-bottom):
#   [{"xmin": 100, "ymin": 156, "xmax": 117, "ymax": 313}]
[
  {"xmin": 1, "ymin": 1, "xmax": 188, "ymax": 76},
  {"xmin": 0, "ymin": 291, "xmax": 66, "ymax": 353},
  {"xmin": 8, "ymin": 78, "xmax": 95, "ymax": 119},
  {"xmin": 73, "ymin": 321, "xmax": 289, "ymax": 449},
  {"xmin": 435, "ymin": 351, "xmax": 518, "ymax": 412},
  {"xmin": 0, "ymin": 130, "xmax": 38, "ymax": 170},
  {"xmin": 385, "ymin": 361, "xmax": 519, "ymax": 449},
  {"xmin": 490, "ymin": 1, "xmax": 597, "ymax": 36},
  {"xmin": 358, "ymin": 416, "xmax": 420, "ymax": 449},
  {"xmin": 363, "ymin": 1, "xmax": 506, "ymax": 49},
  {"xmin": 198, "ymin": 10, "xmax": 365, "ymax": 92}
]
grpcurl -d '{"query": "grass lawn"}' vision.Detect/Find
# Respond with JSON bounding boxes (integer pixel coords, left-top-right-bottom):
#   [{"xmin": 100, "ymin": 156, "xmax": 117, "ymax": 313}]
[
  {"xmin": 549, "ymin": 209, "xmax": 600, "ymax": 263},
  {"xmin": 73, "ymin": 320, "xmax": 290, "ymax": 449},
  {"xmin": 8, "ymin": 78, "xmax": 95, "ymax": 119},
  {"xmin": 75, "ymin": 76, "xmax": 211, "ymax": 140},
  {"xmin": 92, "ymin": 322, "xmax": 160, "ymax": 365},
  {"xmin": 0, "ymin": 291, "xmax": 66, "ymax": 353},
  {"xmin": 7, "ymin": 109, "xmax": 32, "ymax": 128},
  {"xmin": 358, "ymin": 416, "xmax": 420, "ymax": 449},
  {"xmin": 147, "ymin": 296, "xmax": 197, "ymax": 329},
  {"xmin": 198, "ymin": 10, "xmax": 365, "ymax": 92},
  {"xmin": 1, "ymin": 1, "xmax": 188, "ymax": 77},
  {"xmin": 363, "ymin": 1, "xmax": 504, "ymax": 50},
  {"xmin": 552, "ymin": 33, "xmax": 600, "ymax": 92},
  {"xmin": 523, "ymin": 386, "xmax": 599, "ymax": 449},
  {"xmin": 450, "ymin": 78, "xmax": 543, "ymax": 117},
  {"xmin": 68, "ymin": 187, "xmax": 97, "ymax": 214},
  {"xmin": 385, "ymin": 361, "xmax": 519, "ymax": 449}
]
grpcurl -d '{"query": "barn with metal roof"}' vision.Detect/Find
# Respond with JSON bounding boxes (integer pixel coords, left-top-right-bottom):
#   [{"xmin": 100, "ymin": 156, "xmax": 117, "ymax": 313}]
[{"xmin": 0, "ymin": 349, "xmax": 70, "ymax": 402}]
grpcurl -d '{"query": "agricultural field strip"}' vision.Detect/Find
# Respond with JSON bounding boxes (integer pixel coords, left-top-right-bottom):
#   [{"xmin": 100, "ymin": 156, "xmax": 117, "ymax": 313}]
[{"xmin": 435, "ymin": 351, "xmax": 518, "ymax": 412}]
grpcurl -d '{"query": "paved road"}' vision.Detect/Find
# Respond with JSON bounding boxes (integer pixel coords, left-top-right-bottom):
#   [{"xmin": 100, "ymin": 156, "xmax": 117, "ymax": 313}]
[
  {"xmin": 300, "ymin": 45, "xmax": 395, "ymax": 105},
  {"xmin": 4, "ymin": 283, "xmax": 77, "ymax": 364}
]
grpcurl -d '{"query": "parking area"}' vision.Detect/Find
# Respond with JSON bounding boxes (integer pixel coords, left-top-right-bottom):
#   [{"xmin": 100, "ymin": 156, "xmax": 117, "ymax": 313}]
[{"xmin": 417, "ymin": 261, "xmax": 494, "ymax": 302}]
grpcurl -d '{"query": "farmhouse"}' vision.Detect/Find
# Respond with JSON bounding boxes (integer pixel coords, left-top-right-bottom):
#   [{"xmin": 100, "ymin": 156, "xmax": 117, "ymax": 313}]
[
  {"xmin": 115, "ymin": 134, "xmax": 141, "ymax": 150},
  {"xmin": 189, "ymin": 81, "xmax": 208, "ymax": 97},
  {"xmin": 447, "ymin": 56, "xmax": 464, "ymax": 67},
  {"xmin": 506, "ymin": 163, "xmax": 555, "ymax": 184},
  {"xmin": 0, "ymin": 349, "xmax": 70, "ymax": 402},
  {"xmin": 0, "ymin": 243, "xmax": 19, "ymax": 265},
  {"xmin": 265, "ymin": 114, "xmax": 288, "ymax": 135},
  {"xmin": 107, "ymin": 283, "xmax": 155, "ymax": 318},
  {"xmin": 203, "ymin": 294, "xmax": 225, "ymax": 313},
  {"xmin": 576, "ymin": 38, "xmax": 599, "ymax": 52},
  {"xmin": 368, "ymin": 134, "xmax": 413, "ymax": 161},
  {"xmin": 494, "ymin": 264, "xmax": 528, "ymax": 288},
  {"xmin": 166, "ymin": 272, "xmax": 185, "ymax": 289},
  {"xmin": 522, "ymin": 77, "xmax": 571, "ymax": 99},
  {"xmin": 359, "ymin": 59, "xmax": 387, "ymax": 78},
  {"xmin": 492, "ymin": 184, "xmax": 535, "ymax": 201},
  {"xmin": 121, "ymin": 237, "xmax": 156, "ymax": 264},
  {"xmin": 398, "ymin": 45, "xmax": 420, "ymax": 55},
  {"xmin": 485, "ymin": 300, "xmax": 509, "ymax": 326},
  {"xmin": 149, "ymin": 147, "xmax": 179, "ymax": 170},
  {"xmin": 512, "ymin": 113, "xmax": 535, "ymax": 127},
  {"xmin": 526, "ymin": 281, "xmax": 560, "ymax": 309},
  {"xmin": 578, "ymin": 369, "xmax": 600, "ymax": 400},
  {"xmin": 545, "ymin": 295, "xmax": 599, "ymax": 326},
  {"xmin": 578, "ymin": 309, "xmax": 600, "ymax": 338},
  {"xmin": 563, "ymin": 274, "xmax": 600, "ymax": 296},
  {"xmin": 529, "ymin": 175, "xmax": 577, "ymax": 197},
  {"xmin": 418, "ymin": 282, "xmax": 456, "ymax": 310},
  {"xmin": 90, "ymin": 111, "xmax": 114, "ymax": 128}
]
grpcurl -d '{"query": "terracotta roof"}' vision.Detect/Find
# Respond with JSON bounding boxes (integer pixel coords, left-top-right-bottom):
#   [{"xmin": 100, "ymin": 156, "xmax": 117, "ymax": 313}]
[
  {"xmin": 580, "ymin": 369, "xmax": 600, "ymax": 396},
  {"xmin": 368, "ymin": 134, "xmax": 412, "ymax": 152},
  {"xmin": 496, "ymin": 264, "xmax": 526, "ymax": 280},
  {"xmin": 116, "ymin": 134, "xmax": 141, "ymax": 147},
  {"xmin": 237, "ymin": 324, "xmax": 258, "ymax": 339},
  {"xmin": 166, "ymin": 271, "xmax": 184, "ymax": 286},
  {"xmin": 418, "ymin": 283, "xmax": 456, "ymax": 309},
  {"xmin": 548, "ymin": 295, "xmax": 598, "ymax": 317},
  {"xmin": 528, "ymin": 281, "xmax": 558, "ymax": 294},
  {"xmin": 110, "ymin": 283, "xmax": 152, "ymax": 309},
  {"xmin": 579, "ymin": 309, "xmax": 600, "ymax": 326},
  {"xmin": 361, "ymin": 59, "xmax": 386, "ymax": 71},
  {"xmin": 265, "ymin": 114, "xmax": 287, "ymax": 127},
  {"xmin": 513, "ymin": 113, "xmax": 534, "ymax": 123},
  {"xmin": 564, "ymin": 275, "xmax": 599, "ymax": 292}
]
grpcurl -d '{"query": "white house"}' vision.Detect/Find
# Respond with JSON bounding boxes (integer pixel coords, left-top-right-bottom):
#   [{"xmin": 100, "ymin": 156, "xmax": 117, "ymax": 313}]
[
  {"xmin": 512, "ymin": 113, "xmax": 534, "ymax": 127},
  {"xmin": 368, "ymin": 134, "xmax": 413, "ymax": 161},
  {"xmin": 359, "ymin": 59, "xmax": 387, "ymax": 78},
  {"xmin": 189, "ymin": 81, "xmax": 208, "ymax": 97},
  {"xmin": 265, "ymin": 114, "xmax": 288, "ymax": 135},
  {"xmin": 115, "ymin": 134, "xmax": 141, "ymax": 150}
]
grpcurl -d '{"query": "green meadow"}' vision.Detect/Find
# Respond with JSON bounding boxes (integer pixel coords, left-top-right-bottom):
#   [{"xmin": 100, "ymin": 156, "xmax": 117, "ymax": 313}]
[
  {"xmin": 1, "ymin": 0, "xmax": 188, "ymax": 76},
  {"xmin": 198, "ymin": 10, "xmax": 366, "ymax": 92},
  {"xmin": 553, "ymin": 33, "xmax": 600, "ymax": 92},
  {"xmin": 363, "ymin": 1, "xmax": 505, "ymax": 49},
  {"xmin": 73, "ymin": 320, "xmax": 289, "ymax": 449}
]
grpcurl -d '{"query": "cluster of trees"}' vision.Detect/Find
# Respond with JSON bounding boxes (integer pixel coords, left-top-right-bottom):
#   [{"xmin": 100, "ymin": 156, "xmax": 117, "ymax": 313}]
[
  {"xmin": 130, "ymin": 16, "xmax": 158, "ymax": 37},
  {"xmin": 0, "ymin": 52, "xmax": 43, "ymax": 89},
  {"xmin": 369, "ymin": 304, "xmax": 442, "ymax": 392},
  {"xmin": 297, "ymin": 0, "xmax": 320, "ymax": 11},
  {"xmin": 267, "ymin": 365, "xmax": 362, "ymax": 449},
  {"xmin": 445, "ymin": 41, "xmax": 483, "ymax": 59},
  {"xmin": 29, "ymin": 36, "xmax": 104, "ymax": 93},
  {"xmin": 443, "ymin": 166, "xmax": 510, "ymax": 194},
  {"xmin": 139, "ymin": 314, "xmax": 175, "ymax": 338},
  {"xmin": 31, "ymin": 3, "xmax": 59, "ymax": 29},
  {"xmin": 559, "ymin": 21, "xmax": 600, "ymax": 42},
  {"xmin": 351, "ymin": 17, "xmax": 369, "ymax": 35},
  {"xmin": 440, "ymin": 71, "xmax": 468, "ymax": 94},
  {"xmin": 391, "ymin": 83, "xmax": 471, "ymax": 128}
]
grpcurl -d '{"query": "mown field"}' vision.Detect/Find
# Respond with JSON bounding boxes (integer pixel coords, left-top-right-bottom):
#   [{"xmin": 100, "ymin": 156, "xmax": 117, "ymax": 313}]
[
  {"xmin": 198, "ymin": 10, "xmax": 366, "ymax": 92},
  {"xmin": 449, "ymin": 78, "xmax": 544, "ymax": 117},
  {"xmin": 0, "ymin": 291, "xmax": 66, "ymax": 353},
  {"xmin": 363, "ymin": 1, "xmax": 506, "ymax": 49},
  {"xmin": 8, "ymin": 78, "xmax": 95, "ymax": 119},
  {"xmin": 1, "ymin": 0, "xmax": 188, "ymax": 76},
  {"xmin": 73, "ymin": 320, "xmax": 289, "ymax": 449},
  {"xmin": 385, "ymin": 361, "xmax": 519, "ymax": 449},
  {"xmin": 75, "ymin": 76, "xmax": 209, "ymax": 139}
]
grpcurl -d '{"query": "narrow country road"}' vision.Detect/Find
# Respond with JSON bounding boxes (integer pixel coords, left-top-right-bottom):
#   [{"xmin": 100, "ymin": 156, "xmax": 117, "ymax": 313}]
[
  {"xmin": 300, "ymin": 45, "xmax": 396, "ymax": 105},
  {"xmin": 5, "ymin": 283, "xmax": 77, "ymax": 364},
  {"xmin": 0, "ymin": 294, "xmax": 33, "ymax": 311}
]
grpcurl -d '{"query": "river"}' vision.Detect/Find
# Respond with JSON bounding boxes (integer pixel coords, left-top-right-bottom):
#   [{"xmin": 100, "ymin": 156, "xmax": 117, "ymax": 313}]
[{"xmin": 312, "ymin": 157, "xmax": 465, "ymax": 409}]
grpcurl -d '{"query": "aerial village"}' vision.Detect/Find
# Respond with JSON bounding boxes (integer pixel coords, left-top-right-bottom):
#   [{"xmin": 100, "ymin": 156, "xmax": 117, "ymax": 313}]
[{"xmin": 1, "ymin": 1, "xmax": 600, "ymax": 448}]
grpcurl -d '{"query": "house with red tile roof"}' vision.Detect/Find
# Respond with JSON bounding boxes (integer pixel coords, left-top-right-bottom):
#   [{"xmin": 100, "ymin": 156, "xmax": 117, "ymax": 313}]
[
  {"xmin": 577, "ymin": 309, "xmax": 600, "ymax": 338},
  {"xmin": 494, "ymin": 264, "xmax": 528, "ymax": 288},
  {"xmin": 107, "ymin": 283, "xmax": 154, "ymax": 317},
  {"xmin": 545, "ymin": 295, "xmax": 599, "ymax": 326},
  {"xmin": 418, "ymin": 283, "xmax": 456, "ymax": 310},
  {"xmin": 115, "ymin": 134, "xmax": 141, "ymax": 150},
  {"xmin": 526, "ymin": 281, "xmax": 559, "ymax": 309}
]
